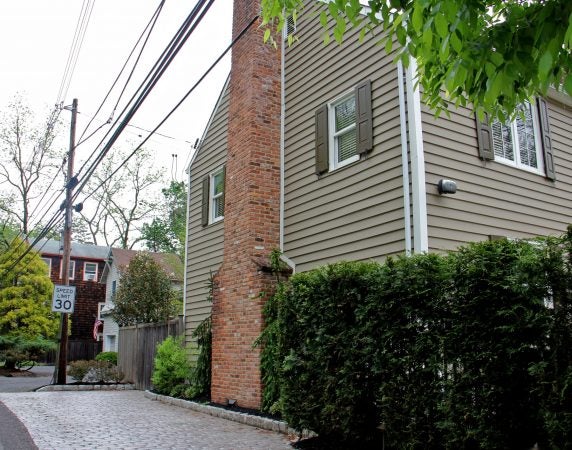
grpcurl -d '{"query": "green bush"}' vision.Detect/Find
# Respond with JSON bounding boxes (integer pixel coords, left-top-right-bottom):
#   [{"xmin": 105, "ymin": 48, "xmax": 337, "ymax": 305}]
[
  {"xmin": 68, "ymin": 359, "xmax": 124, "ymax": 383},
  {"xmin": 68, "ymin": 360, "xmax": 92, "ymax": 381},
  {"xmin": 95, "ymin": 351, "xmax": 118, "ymax": 365},
  {"xmin": 151, "ymin": 336, "xmax": 191, "ymax": 395},
  {"xmin": 261, "ymin": 234, "xmax": 572, "ymax": 448},
  {"xmin": 0, "ymin": 336, "xmax": 56, "ymax": 370}
]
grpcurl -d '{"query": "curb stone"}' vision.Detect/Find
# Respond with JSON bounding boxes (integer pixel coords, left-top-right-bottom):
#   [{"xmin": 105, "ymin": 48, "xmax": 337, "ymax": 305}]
[
  {"xmin": 144, "ymin": 390, "xmax": 315, "ymax": 438},
  {"xmin": 36, "ymin": 383, "xmax": 135, "ymax": 392}
]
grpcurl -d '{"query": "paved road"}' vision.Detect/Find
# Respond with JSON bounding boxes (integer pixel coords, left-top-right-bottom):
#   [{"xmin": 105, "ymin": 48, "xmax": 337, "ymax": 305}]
[
  {"xmin": 0, "ymin": 391, "xmax": 292, "ymax": 449},
  {"xmin": 0, "ymin": 366, "xmax": 56, "ymax": 393}
]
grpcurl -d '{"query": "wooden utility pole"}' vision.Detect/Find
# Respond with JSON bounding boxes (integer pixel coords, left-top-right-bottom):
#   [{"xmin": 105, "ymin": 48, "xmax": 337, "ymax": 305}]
[{"xmin": 55, "ymin": 98, "xmax": 78, "ymax": 385}]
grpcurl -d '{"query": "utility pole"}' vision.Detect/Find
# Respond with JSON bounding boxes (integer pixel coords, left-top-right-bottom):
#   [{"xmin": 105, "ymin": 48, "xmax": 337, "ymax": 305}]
[{"xmin": 54, "ymin": 98, "xmax": 78, "ymax": 385}]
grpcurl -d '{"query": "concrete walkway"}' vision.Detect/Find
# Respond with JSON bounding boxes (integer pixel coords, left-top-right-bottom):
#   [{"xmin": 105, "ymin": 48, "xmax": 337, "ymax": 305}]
[{"xmin": 0, "ymin": 390, "xmax": 292, "ymax": 449}]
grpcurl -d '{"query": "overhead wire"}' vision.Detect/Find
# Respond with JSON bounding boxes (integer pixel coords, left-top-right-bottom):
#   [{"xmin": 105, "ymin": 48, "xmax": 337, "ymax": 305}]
[
  {"xmin": 56, "ymin": 0, "xmax": 95, "ymax": 105},
  {"xmin": 78, "ymin": 14, "xmax": 257, "ymax": 206},
  {"xmin": 73, "ymin": 0, "xmax": 212, "ymax": 183},
  {"xmin": 74, "ymin": 0, "xmax": 216, "ymax": 196},
  {"xmin": 76, "ymin": 0, "xmax": 166, "ymax": 145}
]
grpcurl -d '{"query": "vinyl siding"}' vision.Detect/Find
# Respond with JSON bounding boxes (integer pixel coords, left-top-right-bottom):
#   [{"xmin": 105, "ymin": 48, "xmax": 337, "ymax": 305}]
[
  {"xmin": 184, "ymin": 82, "xmax": 229, "ymax": 341},
  {"xmin": 423, "ymin": 97, "xmax": 572, "ymax": 251},
  {"xmin": 283, "ymin": 2, "xmax": 407, "ymax": 272}
]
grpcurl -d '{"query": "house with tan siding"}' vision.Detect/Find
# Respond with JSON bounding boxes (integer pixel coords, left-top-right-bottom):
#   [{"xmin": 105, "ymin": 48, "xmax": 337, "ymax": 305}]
[{"xmin": 184, "ymin": 0, "xmax": 572, "ymax": 408}]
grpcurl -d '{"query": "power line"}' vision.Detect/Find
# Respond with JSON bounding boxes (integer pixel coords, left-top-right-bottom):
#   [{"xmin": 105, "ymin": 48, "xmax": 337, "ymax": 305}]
[
  {"xmin": 79, "ymin": 14, "xmax": 257, "ymax": 206},
  {"xmin": 56, "ymin": 0, "xmax": 95, "ymax": 105},
  {"xmin": 77, "ymin": 0, "xmax": 166, "ymax": 145},
  {"xmin": 74, "ymin": 0, "xmax": 215, "ymax": 193}
]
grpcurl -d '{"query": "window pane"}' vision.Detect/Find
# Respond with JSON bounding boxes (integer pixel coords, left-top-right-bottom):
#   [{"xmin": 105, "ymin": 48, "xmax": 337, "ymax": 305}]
[
  {"xmin": 213, "ymin": 196, "xmax": 224, "ymax": 218},
  {"xmin": 516, "ymin": 103, "xmax": 537, "ymax": 168},
  {"xmin": 492, "ymin": 120, "xmax": 514, "ymax": 161},
  {"xmin": 337, "ymin": 128, "xmax": 357, "ymax": 163},
  {"xmin": 335, "ymin": 97, "xmax": 355, "ymax": 132},
  {"xmin": 213, "ymin": 172, "xmax": 224, "ymax": 195}
]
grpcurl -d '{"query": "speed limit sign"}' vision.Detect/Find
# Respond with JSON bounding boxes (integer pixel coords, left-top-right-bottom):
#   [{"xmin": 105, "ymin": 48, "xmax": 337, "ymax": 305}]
[{"xmin": 52, "ymin": 285, "xmax": 76, "ymax": 313}]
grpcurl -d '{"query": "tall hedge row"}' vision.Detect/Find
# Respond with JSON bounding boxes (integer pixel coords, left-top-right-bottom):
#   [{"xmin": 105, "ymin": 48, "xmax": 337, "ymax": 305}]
[{"xmin": 260, "ymin": 231, "xmax": 572, "ymax": 449}]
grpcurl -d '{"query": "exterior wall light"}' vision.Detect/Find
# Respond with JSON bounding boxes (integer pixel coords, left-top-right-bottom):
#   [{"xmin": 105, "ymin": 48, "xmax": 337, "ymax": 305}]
[{"xmin": 437, "ymin": 179, "xmax": 457, "ymax": 194}]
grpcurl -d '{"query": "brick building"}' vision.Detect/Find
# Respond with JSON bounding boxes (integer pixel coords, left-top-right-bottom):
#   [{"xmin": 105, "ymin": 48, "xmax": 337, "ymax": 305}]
[{"xmin": 35, "ymin": 239, "xmax": 108, "ymax": 360}]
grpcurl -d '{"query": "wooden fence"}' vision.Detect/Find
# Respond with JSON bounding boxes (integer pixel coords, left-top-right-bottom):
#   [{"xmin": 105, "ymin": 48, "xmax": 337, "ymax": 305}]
[
  {"xmin": 118, "ymin": 316, "xmax": 184, "ymax": 390},
  {"xmin": 42, "ymin": 339, "xmax": 102, "ymax": 364}
]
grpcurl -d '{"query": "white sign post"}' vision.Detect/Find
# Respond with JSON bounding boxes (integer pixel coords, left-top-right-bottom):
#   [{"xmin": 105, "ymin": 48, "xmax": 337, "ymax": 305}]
[{"xmin": 52, "ymin": 285, "xmax": 76, "ymax": 313}]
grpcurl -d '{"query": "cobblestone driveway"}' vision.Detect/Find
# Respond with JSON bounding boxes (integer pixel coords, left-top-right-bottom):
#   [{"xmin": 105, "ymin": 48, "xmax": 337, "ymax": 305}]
[{"xmin": 0, "ymin": 391, "xmax": 292, "ymax": 450}]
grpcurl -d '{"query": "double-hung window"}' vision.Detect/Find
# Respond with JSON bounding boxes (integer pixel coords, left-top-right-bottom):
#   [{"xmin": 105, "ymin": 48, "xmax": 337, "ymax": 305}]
[
  {"xmin": 315, "ymin": 79, "xmax": 373, "ymax": 174},
  {"xmin": 201, "ymin": 166, "xmax": 225, "ymax": 226},
  {"xmin": 59, "ymin": 260, "xmax": 75, "ymax": 280},
  {"xmin": 84, "ymin": 262, "xmax": 98, "ymax": 281},
  {"xmin": 476, "ymin": 98, "xmax": 556, "ymax": 180},
  {"xmin": 41, "ymin": 257, "xmax": 52, "ymax": 277}
]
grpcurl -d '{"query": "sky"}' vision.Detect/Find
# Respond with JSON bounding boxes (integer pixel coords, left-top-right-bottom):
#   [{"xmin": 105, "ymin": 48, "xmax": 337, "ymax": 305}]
[{"xmin": 0, "ymin": 0, "xmax": 233, "ymax": 182}]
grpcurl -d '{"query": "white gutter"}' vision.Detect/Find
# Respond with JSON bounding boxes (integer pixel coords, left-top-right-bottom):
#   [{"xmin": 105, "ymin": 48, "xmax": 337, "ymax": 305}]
[
  {"xmin": 405, "ymin": 58, "xmax": 429, "ymax": 253},
  {"xmin": 182, "ymin": 165, "xmax": 192, "ymax": 323},
  {"xmin": 279, "ymin": 21, "xmax": 296, "ymax": 274},
  {"xmin": 397, "ymin": 60, "xmax": 412, "ymax": 255}
]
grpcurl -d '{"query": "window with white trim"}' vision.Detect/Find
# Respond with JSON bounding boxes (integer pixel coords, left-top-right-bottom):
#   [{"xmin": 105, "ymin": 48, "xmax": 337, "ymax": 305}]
[
  {"xmin": 329, "ymin": 92, "xmax": 358, "ymax": 170},
  {"xmin": 315, "ymin": 80, "xmax": 373, "ymax": 175},
  {"xmin": 59, "ymin": 260, "xmax": 75, "ymax": 280},
  {"xmin": 476, "ymin": 98, "xmax": 556, "ymax": 180},
  {"xmin": 83, "ymin": 262, "xmax": 98, "ymax": 281},
  {"xmin": 41, "ymin": 257, "xmax": 52, "ymax": 277},
  {"xmin": 491, "ymin": 101, "xmax": 543, "ymax": 173},
  {"xmin": 201, "ymin": 166, "xmax": 225, "ymax": 226}
]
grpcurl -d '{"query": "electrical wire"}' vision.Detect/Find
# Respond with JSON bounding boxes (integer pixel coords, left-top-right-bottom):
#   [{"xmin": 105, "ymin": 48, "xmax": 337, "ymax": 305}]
[
  {"xmin": 77, "ymin": 14, "xmax": 257, "ymax": 206},
  {"xmin": 77, "ymin": 0, "xmax": 166, "ymax": 145},
  {"xmin": 74, "ymin": 0, "xmax": 215, "ymax": 194},
  {"xmin": 56, "ymin": 0, "xmax": 95, "ymax": 105}
]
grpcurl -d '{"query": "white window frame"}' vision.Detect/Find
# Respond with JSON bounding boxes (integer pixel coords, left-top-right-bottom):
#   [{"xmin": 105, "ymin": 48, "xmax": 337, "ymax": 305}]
[
  {"xmin": 209, "ymin": 167, "xmax": 225, "ymax": 224},
  {"xmin": 97, "ymin": 302, "xmax": 106, "ymax": 320},
  {"xmin": 59, "ymin": 259, "xmax": 75, "ymax": 280},
  {"xmin": 492, "ymin": 102, "xmax": 545, "ymax": 175},
  {"xmin": 328, "ymin": 90, "xmax": 359, "ymax": 171},
  {"xmin": 83, "ymin": 262, "xmax": 98, "ymax": 282},
  {"xmin": 41, "ymin": 257, "xmax": 52, "ymax": 277}
]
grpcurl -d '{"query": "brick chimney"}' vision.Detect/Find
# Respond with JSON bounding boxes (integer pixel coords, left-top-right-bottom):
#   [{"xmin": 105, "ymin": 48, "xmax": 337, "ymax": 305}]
[{"xmin": 210, "ymin": 1, "xmax": 282, "ymax": 408}]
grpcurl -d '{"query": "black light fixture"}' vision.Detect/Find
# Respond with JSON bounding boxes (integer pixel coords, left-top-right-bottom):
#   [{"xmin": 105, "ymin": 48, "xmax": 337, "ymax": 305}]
[{"xmin": 437, "ymin": 179, "xmax": 457, "ymax": 195}]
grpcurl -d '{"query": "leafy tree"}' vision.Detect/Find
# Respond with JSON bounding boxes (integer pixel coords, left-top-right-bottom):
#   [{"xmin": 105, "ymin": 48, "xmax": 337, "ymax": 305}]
[
  {"xmin": 141, "ymin": 180, "xmax": 187, "ymax": 256},
  {"xmin": 262, "ymin": 0, "xmax": 572, "ymax": 119},
  {"xmin": 0, "ymin": 95, "xmax": 64, "ymax": 234},
  {"xmin": 75, "ymin": 147, "xmax": 164, "ymax": 249},
  {"xmin": 110, "ymin": 253, "xmax": 177, "ymax": 326},
  {"xmin": 0, "ymin": 238, "xmax": 58, "ymax": 339}
]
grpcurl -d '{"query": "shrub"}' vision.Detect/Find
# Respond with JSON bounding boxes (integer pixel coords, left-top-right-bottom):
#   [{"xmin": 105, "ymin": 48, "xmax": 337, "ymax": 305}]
[
  {"xmin": 261, "ymin": 234, "xmax": 572, "ymax": 448},
  {"xmin": 151, "ymin": 336, "xmax": 191, "ymax": 395},
  {"xmin": 95, "ymin": 351, "xmax": 118, "ymax": 365},
  {"xmin": 0, "ymin": 336, "xmax": 57, "ymax": 370},
  {"xmin": 68, "ymin": 360, "xmax": 91, "ymax": 381}
]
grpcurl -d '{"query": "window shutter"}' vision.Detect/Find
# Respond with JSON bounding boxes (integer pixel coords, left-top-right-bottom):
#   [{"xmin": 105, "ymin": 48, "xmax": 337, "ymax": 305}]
[
  {"xmin": 475, "ymin": 112, "xmax": 495, "ymax": 160},
  {"xmin": 201, "ymin": 175, "xmax": 209, "ymax": 226},
  {"xmin": 537, "ymin": 98, "xmax": 556, "ymax": 181},
  {"xmin": 355, "ymin": 79, "xmax": 373, "ymax": 154},
  {"xmin": 315, "ymin": 104, "xmax": 329, "ymax": 174}
]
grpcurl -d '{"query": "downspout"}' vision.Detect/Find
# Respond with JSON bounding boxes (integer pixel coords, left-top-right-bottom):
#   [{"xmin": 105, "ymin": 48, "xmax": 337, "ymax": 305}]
[
  {"xmin": 182, "ymin": 164, "xmax": 193, "ymax": 324},
  {"xmin": 405, "ymin": 58, "xmax": 429, "ymax": 253},
  {"xmin": 279, "ymin": 21, "xmax": 296, "ymax": 273},
  {"xmin": 397, "ymin": 60, "xmax": 412, "ymax": 255}
]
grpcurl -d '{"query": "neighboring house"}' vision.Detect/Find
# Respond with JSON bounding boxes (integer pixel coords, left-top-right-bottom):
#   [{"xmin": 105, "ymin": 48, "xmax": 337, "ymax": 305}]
[
  {"xmin": 184, "ymin": 0, "xmax": 572, "ymax": 409},
  {"xmin": 35, "ymin": 239, "xmax": 109, "ymax": 361},
  {"xmin": 99, "ymin": 248, "xmax": 183, "ymax": 352}
]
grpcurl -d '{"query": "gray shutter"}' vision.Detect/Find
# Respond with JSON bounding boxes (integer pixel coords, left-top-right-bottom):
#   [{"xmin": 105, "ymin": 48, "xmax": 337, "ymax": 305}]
[
  {"xmin": 355, "ymin": 79, "xmax": 373, "ymax": 154},
  {"xmin": 201, "ymin": 175, "xmax": 209, "ymax": 227},
  {"xmin": 315, "ymin": 104, "xmax": 329, "ymax": 174},
  {"xmin": 537, "ymin": 98, "xmax": 556, "ymax": 181},
  {"xmin": 475, "ymin": 112, "xmax": 495, "ymax": 161}
]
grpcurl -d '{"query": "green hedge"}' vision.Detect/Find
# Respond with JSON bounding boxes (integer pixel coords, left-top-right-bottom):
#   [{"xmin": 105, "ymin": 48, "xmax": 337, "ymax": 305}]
[{"xmin": 261, "ymin": 232, "xmax": 572, "ymax": 449}]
